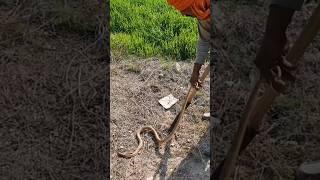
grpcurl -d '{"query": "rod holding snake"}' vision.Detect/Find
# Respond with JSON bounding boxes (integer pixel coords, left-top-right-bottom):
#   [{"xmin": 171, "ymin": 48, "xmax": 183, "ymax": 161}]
[{"xmin": 118, "ymin": 65, "xmax": 209, "ymax": 158}]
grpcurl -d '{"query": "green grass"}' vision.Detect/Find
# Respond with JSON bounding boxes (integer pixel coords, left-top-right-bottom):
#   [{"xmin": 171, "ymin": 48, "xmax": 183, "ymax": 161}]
[{"xmin": 111, "ymin": 0, "xmax": 198, "ymax": 60}]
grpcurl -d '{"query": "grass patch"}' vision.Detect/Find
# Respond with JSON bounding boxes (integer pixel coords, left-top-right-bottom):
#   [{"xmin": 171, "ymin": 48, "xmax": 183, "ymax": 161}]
[{"xmin": 111, "ymin": 0, "xmax": 198, "ymax": 60}]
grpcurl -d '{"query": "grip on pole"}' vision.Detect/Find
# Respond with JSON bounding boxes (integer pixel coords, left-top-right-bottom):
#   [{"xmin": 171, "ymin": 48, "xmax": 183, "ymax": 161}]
[{"xmin": 217, "ymin": 3, "xmax": 320, "ymax": 180}]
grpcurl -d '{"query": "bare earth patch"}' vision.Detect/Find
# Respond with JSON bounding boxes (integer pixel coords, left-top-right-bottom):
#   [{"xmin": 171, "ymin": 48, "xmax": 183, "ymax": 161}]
[{"xmin": 0, "ymin": 2, "xmax": 108, "ymax": 178}]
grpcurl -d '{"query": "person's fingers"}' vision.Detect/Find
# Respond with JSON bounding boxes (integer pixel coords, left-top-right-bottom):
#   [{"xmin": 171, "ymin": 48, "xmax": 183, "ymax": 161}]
[
  {"xmin": 191, "ymin": 81, "xmax": 199, "ymax": 90},
  {"xmin": 190, "ymin": 73, "xmax": 200, "ymax": 86},
  {"xmin": 198, "ymin": 80, "xmax": 203, "ymax": 87}
]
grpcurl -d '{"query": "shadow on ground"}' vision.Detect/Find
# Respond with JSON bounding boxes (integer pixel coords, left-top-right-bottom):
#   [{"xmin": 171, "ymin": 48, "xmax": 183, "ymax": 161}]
[{"xmin": 151, "ymin": 126, "xmax": 210, "ymax": 180}]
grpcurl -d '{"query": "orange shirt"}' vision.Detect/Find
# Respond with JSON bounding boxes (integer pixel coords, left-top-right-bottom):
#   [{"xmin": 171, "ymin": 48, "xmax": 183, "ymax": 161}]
[{"xmin": 167, "ymin": 0, "xmax": 210, "ymax": 20}]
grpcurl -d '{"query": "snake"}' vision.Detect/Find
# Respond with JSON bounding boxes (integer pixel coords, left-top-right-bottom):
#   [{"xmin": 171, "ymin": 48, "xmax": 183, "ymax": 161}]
[{"xmin": 117, "ymin": 65, "xmax": 209, "ymax": 158}]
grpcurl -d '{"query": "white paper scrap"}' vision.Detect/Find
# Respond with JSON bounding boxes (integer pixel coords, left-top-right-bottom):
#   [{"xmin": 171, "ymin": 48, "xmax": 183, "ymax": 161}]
[{"xmin": 158, "ymin": 94, "xmax": 178, "ymax": 109}]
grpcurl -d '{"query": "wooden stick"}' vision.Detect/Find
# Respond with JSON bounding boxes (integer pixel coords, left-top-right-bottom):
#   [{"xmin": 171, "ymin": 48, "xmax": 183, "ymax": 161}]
[
  {"xmin": 218, "ymin": 3, "xmax": 320, "ymax": 180},
  {"xmin": 187, "ymin": 64, "xmax": 210, "ymax": 103}
]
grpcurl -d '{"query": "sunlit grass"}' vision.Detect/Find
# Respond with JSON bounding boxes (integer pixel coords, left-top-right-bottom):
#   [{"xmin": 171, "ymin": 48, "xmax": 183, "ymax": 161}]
[{"xmin": 111, "ymin": 0, "xmax": 198, "ymax": 60}]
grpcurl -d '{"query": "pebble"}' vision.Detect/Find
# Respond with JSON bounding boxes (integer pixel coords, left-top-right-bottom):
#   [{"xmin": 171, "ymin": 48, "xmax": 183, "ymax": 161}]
[
  {"xmin": 170, "ymin": 142, "xmax": 175, "ymax": 147},
  {"xmin": 202, "ymin": 112, "xmax": 210, "ymax": 120},
  {"xmin": 175, "ymin": 62, "xmax": 181, "ymax": 73}
]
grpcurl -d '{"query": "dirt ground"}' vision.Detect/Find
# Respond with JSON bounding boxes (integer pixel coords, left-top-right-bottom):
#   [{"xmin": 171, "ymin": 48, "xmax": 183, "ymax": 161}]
[
  {"xmin": 110, "ymin": 58, "xmax": 210, "ymax": 180},
  {"xmin": 0, "ymin": 1, "xmax": 109, "ymax": 179},
  {"xmin": 211, "ymin": 1, "xmax": 320, "ymax": 179}
]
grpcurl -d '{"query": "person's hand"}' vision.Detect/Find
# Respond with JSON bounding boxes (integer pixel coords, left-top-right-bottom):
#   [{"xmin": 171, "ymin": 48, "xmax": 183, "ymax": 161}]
[
  {"xmin": 190, "ymin": 63, "xmax": 202, "ymax": 89},
  {"xmin": 190, "ymin": 72, "xmax": 201, "ymax": 89},
  {"xmin": 254, "ymin": 5, "xmax": 295, "ymax": 80}
]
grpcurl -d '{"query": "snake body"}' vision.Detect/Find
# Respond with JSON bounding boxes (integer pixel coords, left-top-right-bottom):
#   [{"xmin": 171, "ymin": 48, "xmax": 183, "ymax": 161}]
[
  {"xmin": 117, "ymin": 65, "xmax": 210, "ymax": 158},
  {"xmin": 117, "ymin": 125, "xmax": 175, "ymax": 158},
  {"xmin": 117, "ymin": 88, "xmax": 191, "ymax": 158}
]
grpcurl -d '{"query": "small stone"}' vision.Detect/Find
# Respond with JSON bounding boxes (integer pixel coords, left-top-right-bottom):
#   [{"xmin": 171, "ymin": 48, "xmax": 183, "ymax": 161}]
[
  {"xmin": 175, "ymin": 62, "xmax": 181, "ymax": 73},
  {"xmin": 202, "ymin": 112, "xmax": 210, "ymax": 120},
  {"xmin": 297, "ymin": 161, "xmax": 320, "ymax": 180},
  {"xmin": 205, "ymin": 160, "xmax": 210, "ymax": 171}
]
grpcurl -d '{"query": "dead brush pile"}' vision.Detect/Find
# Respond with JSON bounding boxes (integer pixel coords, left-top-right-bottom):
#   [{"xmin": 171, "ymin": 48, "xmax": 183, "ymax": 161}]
[{"xmin": 0, "ymin": 0, "xmax": 109, "ymax": 179}]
